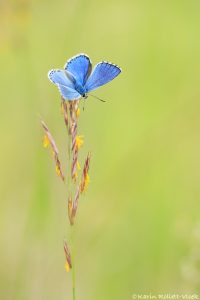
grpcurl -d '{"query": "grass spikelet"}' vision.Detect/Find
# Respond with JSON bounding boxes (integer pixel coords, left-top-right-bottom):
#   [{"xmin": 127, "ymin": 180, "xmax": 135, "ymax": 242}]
[
  {"xmin": 64, "ymin": 240, "xmax": 72, "ymax": 272},
  {"xmin": 41, "ymin": 120, "xmax": 65, "ymax": 181}
]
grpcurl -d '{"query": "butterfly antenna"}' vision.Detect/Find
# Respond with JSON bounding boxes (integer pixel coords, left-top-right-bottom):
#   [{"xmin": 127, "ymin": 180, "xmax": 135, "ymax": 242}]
[{"xmin": 90, "ymin": 93, "xmax": 106, "ymax": 103}]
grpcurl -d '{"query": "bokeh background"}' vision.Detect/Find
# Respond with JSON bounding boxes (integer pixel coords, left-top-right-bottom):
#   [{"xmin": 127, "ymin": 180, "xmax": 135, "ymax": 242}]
[{"xmin": 1, "ymin": 0, "xmax": 200, "ymax": 299}]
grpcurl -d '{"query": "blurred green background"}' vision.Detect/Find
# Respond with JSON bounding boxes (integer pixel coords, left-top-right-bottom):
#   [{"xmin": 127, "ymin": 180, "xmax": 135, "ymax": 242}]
[{"xmin": 1, "ymin": 0, "xmax": 200, "ymax": 299}]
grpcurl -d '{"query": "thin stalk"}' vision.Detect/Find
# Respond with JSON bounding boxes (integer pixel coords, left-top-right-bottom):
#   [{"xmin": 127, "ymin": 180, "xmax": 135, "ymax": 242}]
[
  {"xmin": 66, "ymin": 103, "xmax": 77, "ymax": 299},
  {"xmin": 67, "ymin": 132, "xmax": 72, "ymax": 195},
  {"xmin": 71, "ymin": 225, "xmax": 76, "ymax": 300},
  {"xmin": 69, "ymin": 149, "xmax": 76, "ymax": 299}
]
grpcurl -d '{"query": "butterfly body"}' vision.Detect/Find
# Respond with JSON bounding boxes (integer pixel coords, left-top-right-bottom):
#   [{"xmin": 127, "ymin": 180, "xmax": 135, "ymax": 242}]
[
  {"xmin": 48, "ymin": 54, "xmax": 121, "ymax": 101},
  {"xmin": 74, "ymin": 80, "xmax": 87, "ymax": 98}
]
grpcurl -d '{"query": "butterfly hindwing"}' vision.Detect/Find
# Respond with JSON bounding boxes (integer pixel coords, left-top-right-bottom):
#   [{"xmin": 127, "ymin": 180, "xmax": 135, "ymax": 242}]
[
  {"xmin": 85, "ymin": 62, "xmax": 121, "ymax": 93},
  {"xmin": 57, "ymin": 85, "xmax": 81, "ymax": 100},
  {"xmin": 64, "ymin": 54, "xmax": 92, "ymax": 86}
]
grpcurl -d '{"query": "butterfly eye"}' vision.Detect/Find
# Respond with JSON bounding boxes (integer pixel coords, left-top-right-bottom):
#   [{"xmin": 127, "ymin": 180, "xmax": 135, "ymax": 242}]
[{"xmin": 82, "ymin": 94, "xmax": 88, "ymax": 99}]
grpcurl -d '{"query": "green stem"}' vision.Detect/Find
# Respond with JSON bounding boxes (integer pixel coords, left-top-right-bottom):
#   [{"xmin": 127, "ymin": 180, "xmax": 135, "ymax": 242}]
[{"xmin": 71, "ymin": 225, "xmax": 76, "ymax": 300}]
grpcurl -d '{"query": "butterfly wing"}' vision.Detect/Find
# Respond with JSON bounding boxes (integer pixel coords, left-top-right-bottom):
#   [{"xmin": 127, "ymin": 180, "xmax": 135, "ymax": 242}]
[
  {"xmin": 48, "ymin": 69, "xmax": 75, "ymax": 88},
  {"xmin": 48, "ymin": 69, "xmax": 81, "ymax": 100},
  {"xmin": 58, "ymin": 85, "xmax": 81, "ymax": 100},
  {"xmin": 64, "ymin": 53, "xmax": 92, "ymax": 86},
  {"xmin": 85, "ymin": 62, "xmax": 121, "ymax": 93}
]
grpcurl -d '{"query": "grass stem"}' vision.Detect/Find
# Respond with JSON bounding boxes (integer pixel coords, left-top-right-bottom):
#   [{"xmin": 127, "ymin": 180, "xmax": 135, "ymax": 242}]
[{"xmin": 71, "ymin": 225, "xmax": 76, "ymax": 300}]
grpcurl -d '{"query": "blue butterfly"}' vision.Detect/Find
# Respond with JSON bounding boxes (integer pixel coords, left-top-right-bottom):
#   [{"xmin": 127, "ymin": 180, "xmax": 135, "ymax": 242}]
[{"xmin": 48, "ymin": 53, "xmax": 121, "ymax": 101}]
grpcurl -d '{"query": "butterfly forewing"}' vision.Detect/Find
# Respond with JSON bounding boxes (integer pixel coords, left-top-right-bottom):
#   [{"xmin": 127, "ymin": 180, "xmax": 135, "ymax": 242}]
[
  {"xmin": 85, "ymin": 62, "xmax": 121, "ymax": 93},
  {"xmin": 48, "ymin": 70, "xmax": 75, "ymax": 89},
  {"xmin": 64, "ymin": 54, "xmax": 92, "ymax": 86}
]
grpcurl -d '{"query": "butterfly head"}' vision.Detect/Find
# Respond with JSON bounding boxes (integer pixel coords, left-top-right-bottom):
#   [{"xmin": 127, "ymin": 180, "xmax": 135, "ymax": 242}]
[{"xmin": 82, "ymin": 93, "xmax": 88, "ymax": 99}]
